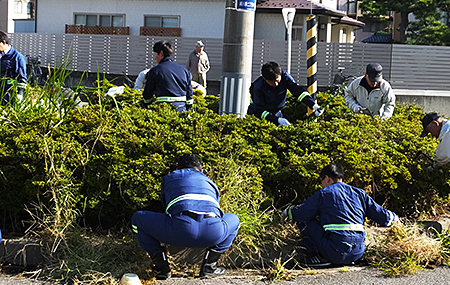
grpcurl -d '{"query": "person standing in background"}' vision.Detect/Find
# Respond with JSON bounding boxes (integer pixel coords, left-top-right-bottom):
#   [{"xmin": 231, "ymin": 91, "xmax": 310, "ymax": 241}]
[{"xmin": 186, "ymin": 40, "xmax": 210, "ymax": 89}]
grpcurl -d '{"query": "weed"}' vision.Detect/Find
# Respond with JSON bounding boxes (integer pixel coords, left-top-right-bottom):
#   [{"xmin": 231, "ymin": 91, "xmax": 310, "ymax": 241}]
[
  {"xmin": 364, "ymin": 222, "xmax": 442, "ymax": 276},
  {"xmin": 264, "ymin": 257, "xmax": 296, "ymax": 282}
]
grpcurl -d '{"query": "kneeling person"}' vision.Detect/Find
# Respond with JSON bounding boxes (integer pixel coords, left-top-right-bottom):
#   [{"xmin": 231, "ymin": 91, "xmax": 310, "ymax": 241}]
[
  {"xmin": 132, "ymin": 153, "xmax": 240, "ymax": 279},
  {"xmin": 284, "ymin": 164, "xmax": 398, "ymax": 267}
]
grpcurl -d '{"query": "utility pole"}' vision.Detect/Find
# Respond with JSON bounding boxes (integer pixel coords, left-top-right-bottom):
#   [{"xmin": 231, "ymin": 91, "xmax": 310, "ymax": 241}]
[{"xmin": 219, "ymin": 0, "xmax": 256, "ymax": 117}]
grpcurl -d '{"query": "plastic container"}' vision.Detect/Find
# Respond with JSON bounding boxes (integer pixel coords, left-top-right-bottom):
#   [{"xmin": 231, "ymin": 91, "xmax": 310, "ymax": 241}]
[{"xmin": 119, "ymin": 273, "xmax": 141, "ymax": 285}]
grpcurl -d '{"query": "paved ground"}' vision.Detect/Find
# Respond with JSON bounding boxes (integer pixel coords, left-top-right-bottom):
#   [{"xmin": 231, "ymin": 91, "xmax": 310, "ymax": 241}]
[{"xmin": 2, "ymin": 265, "xmax": 450, "ymax": 284}]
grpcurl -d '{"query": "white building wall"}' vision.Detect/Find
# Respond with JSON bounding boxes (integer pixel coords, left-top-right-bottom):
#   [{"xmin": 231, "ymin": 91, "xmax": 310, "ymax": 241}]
[
  {"xmin": 36, "ymin": 0, "xmax": 226, "ymax": 38},
  {"xmin": 254, "ymin": 13, "xmax": 286, "ymax": 40},
  {"xmin": 7, "ymin": 0, "xmax": 31, "ymax": 33},
  {"xmin": 319, "ymin": 0, "xmax": 338, "ymax": 10}
]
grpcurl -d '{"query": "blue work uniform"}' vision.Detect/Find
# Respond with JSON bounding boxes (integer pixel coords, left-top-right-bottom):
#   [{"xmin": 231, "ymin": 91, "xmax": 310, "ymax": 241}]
[
  {"xmin": 142, "ymin": 56, "xmax": 193, "ymax": 113},
  {"xmin": 287, "ymin": 182, "xmax": 397, "ymax": 265},
  {"xmin": 132, "ymin": 168, "xmax": 240, "ymax": 254},
  {"xmin": 247, "ymin": 71, "xmax": 315, "ymax": 125},
  {"xmin": 0, "ymin": 46, "xmax": 27, "ymax": 106}
]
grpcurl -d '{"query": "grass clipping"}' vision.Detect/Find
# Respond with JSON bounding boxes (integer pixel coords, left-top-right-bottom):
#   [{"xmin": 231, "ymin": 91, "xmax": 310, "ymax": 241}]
[{"xmin": 364, "ymin": 221, "xmax": 442, "ymax": 277}]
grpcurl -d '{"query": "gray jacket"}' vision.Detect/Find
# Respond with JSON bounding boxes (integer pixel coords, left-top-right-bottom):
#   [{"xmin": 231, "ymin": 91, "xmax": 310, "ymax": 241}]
[
  {"xmin": 344, "ymin": 76, "xmax": 395, "ymax": 120},
  {"xmin": 186, "ymin": 50, "xmax": 210, "ymax": 74}
]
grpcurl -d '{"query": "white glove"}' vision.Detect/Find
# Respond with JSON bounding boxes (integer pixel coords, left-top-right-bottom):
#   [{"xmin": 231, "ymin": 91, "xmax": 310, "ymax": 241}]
[
  {"xmin": 278, "ymin": 118, "xmax": 291, "ymax": 126},
  {"xmin": 357, "ymin": 107, "xmax": 371, "ymax": 115},
  {"xmin": 313, "ymin": 104, "xmax": 324, "ymax": 116}
]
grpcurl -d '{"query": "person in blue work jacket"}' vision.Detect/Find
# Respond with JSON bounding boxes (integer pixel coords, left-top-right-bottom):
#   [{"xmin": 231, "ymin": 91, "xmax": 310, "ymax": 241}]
[
  {"xmin": 142, "ymin": 41, "xmax": 193, "ymax": 112},
  {"xmin": 284, "ymin": 163, "xmax": 399, "ymax": 267},
  {"xmin": 132, "ymin": 153, "xmax": 240, "ymax": 279},
  {"xmin": 0, "ymin": 30, "xmax": 27, "ymax": 106},
  {"xmin": 247, "ymin": 61, "xmax": 323, "ymax": 126}
]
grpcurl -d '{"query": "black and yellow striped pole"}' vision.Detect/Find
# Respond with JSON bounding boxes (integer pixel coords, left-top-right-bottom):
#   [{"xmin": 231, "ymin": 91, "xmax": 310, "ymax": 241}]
[{"xmin": 306, "ymin": 14, "xmax": 317, "ymax": 116}]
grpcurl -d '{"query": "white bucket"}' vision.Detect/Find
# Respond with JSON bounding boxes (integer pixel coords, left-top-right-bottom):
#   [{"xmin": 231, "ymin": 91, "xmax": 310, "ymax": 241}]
[{"xmin": 119, "ymin": 273, "xmax": 141, "ymax": 285}]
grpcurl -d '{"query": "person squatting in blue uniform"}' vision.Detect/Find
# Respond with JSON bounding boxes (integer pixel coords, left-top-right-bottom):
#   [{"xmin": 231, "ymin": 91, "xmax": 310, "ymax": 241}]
[
  {"xmin": 142, "ymin": 40, "xmax": 193, "ymax": 113},
  {"xmin": 247, "ymin": 61, "xmax": 323, "ymax": 126},
  {"xmin": 284, "ymin": 163, "xmax": 399, "ymax": 267},
  {"xmin": 0, "ymin": 30, "xmax": 27, "ymax": 106},
  {"xmin": 132, "ymin": 153, "xmax": 240, "ymax": 279}
]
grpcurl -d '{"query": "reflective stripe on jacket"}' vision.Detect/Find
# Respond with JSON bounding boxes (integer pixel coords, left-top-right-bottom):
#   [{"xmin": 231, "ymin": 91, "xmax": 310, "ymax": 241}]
[
  {"xmin": 288, "ymin": 182, "xmax": 397, "ymax": 239},
  {"xmin": 160, "ymin": 168, "xmax": 222, "ymax": 217}
]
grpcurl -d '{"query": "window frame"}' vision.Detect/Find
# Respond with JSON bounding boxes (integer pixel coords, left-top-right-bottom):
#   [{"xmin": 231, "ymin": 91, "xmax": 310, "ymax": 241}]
[
  {"xmin": 74, "ymin": 13, "xmax": 126, "ymax": 27},
  {"xmin": 144, "ymin": 15, "xmax": 181, "ymax": 28}
]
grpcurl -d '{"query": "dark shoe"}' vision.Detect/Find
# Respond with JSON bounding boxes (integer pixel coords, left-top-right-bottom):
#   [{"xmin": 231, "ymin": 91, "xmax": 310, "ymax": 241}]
[
  {"xmin": 300, "ymin": 253, "xmax": 331, "ymax": 268},
  {"xmin": 150, "ymin": 250, "xmax": 172, "ymax": 280},
  {"xmin": 199, "ymin": 249, "xmax": 227, "ymax": 278}
]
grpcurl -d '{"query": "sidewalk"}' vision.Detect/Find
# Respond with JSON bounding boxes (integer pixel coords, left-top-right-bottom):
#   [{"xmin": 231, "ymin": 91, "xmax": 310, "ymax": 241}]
[{"xmin": 2, "ymin": 266, "xmax": 450, "ymax": 285}]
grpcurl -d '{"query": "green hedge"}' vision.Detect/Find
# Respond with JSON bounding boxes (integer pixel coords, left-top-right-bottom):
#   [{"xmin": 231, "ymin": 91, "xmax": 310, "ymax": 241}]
[{"xmin": 0, "ymin": 83, "xmax": 448, "ymax": 238}]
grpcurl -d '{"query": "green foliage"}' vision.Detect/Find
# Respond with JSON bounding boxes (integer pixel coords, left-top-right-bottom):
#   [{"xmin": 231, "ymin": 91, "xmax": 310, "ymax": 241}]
[
  {"xmin": 407, "ymin": 11, "xmax": 450, "ymax": 45},
  {"xmin": 359, "ymin": 0, "xmax": 447, "ymax": 44},
  {"xmin": 1, "ymin": 77, "xmax": 449, "ymax": 281}
]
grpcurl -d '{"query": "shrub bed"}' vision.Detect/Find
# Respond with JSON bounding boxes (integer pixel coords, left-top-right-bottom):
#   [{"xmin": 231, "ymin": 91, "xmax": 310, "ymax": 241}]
[{"xmin": 0, "ymin": 79, "xmax": 449, "ymax": 281}]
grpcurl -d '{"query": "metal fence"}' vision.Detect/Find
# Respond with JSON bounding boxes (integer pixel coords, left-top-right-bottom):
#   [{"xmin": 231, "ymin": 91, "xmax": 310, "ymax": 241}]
[{"xmin": 9, "ymin": 33, "xmax": 450, "ymax": 90}]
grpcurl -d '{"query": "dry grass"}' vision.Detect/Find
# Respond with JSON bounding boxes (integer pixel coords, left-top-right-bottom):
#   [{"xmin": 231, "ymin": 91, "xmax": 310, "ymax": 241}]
[{"xmin": 364, "ymin": 221, "xmax": 442, "ymax": 277}]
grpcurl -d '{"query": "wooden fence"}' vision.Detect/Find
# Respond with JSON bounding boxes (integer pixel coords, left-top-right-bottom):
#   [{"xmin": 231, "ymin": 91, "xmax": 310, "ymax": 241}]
[{"xmin": 65, "ymin": 25, "xmax": 130, "ymax": 35}]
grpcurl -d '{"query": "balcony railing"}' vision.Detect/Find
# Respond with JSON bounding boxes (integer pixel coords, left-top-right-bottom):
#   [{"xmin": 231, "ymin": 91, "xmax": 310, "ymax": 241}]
[
  {"xmin": 65, "ymin": 24, "xmax": 130, "ymax": 35},
  {"xmin": 140, "ymin": 26, "xmax": 181, "ymax": 37}
]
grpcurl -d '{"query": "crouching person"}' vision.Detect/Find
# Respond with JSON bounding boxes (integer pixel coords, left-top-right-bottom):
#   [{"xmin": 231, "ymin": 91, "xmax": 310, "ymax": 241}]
[
  {"xmin": 132, "ymin": 153, "xmax": 240, "ymax": 279},
  {"xmin": 284, "ymin": 163, "xmax": 398, "ymax": 267}
]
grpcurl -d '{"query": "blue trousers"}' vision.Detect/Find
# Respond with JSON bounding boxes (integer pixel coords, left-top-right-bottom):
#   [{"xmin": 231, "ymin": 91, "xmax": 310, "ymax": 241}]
[
  {"xmin": 132, "ymin": 211, "xmax": 240, "ymax": 254},
  {"xmin": 298, "ymin": 219, "xmax": 365, "ymax": 265}
]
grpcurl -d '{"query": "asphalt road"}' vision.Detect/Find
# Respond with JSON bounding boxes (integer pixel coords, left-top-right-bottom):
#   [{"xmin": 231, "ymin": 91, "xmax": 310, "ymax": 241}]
[{"xmin": 2, "ymin": 266, "xmax": 450, "ymax": 284}]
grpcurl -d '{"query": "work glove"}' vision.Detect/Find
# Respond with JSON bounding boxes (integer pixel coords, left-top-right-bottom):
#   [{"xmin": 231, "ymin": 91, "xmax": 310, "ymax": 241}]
[
  {"xmin": 313, "ymin": 104, "xmax": 324, "ymax": 116},
  {"xmin": 357, "ymin": 107, "xmax": 371, "ymax": 115},
  {"xmin": 16, "ymin": 87, "xmax": 25, "ymax": 103},
  {"xmin": 16, "ymin": 93, "xmax": 23, "ymax": 102},
  {"xmin": 278, "ymin": 117, "xmax": 291, "ymax": 126},
  {"xmin": 281, "ymin": 206, "xmax": 292, "ymax": 221}
]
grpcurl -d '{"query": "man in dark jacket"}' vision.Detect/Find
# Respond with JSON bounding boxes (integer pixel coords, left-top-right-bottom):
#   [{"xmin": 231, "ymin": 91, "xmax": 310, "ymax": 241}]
[
  {"xmin": 0, "ymin": 30, "xmax": 27, "ymax": 106},
  {"xmin": 132, "ymin": 153, "xmax": 240, "ymax": 279},
  {"xmin": 284, "ymin": 163, "xmax": 398, "ymax": 267},
  {"xmin": 142, "ymin": 41, "xmax": 193, "ymax": 112},
  {"xmin": 247, "ymin": 61, "xmax": 323, "ymax": 126}
]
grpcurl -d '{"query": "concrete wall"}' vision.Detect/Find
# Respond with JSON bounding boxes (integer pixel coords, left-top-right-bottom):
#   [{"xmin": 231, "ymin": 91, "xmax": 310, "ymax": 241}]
[
  {"xmin": 394, "ymin": 89, "xmax": 450, "ymax": 116},
  {"xmin": 36, "ymin": 0, "xmax": 226, "ymax": 38},
  {"xmin": 0, "ymin": 1, "xmax": 7, "ymax": 32}
]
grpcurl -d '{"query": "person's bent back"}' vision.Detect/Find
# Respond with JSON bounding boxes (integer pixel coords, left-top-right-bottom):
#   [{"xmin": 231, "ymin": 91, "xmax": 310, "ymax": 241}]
[{"xmin": 285, "ymin": 163, "xmax": 398, "ymax": 266}]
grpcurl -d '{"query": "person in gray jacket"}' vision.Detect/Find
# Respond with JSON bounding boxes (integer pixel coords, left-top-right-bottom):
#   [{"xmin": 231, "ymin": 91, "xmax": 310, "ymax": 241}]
[
  {"xmin": 186, "ymin": 40, "xmax": 210, "ymax": 88},
  {"xmin": 344, "ymin": 63, "xmax": 395, "ymax": 120}
]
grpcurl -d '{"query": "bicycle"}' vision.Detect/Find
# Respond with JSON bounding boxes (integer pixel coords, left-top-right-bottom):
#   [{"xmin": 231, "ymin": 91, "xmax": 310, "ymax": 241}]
[
  {"xmin": 26, "ymin": 55, "xmax": 43, "ymax": 87},
  {"xmin": 331, "ymin": 68, "xmax": 356, "ymax": 96}
]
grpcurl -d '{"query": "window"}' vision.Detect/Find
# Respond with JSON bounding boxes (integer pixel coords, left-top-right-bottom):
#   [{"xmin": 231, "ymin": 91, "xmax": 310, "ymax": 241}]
[
  {"xmin": 74, "ymin": 14, "xmax": 125, "ymax": 27},
  {"xmin": 363, "ymin": 21, "xmax": 386, "ymax": 33},
  {"xmin": 292, "ymin": 27, "xmax": 303, "ymax": 41},
  {"xmin": 14, "ymin": 0, "xmax": 22, "ymax": 13},
  {"xmin": 144, "ymin": 15, "xmax": 180, "ymax": 28},
  {"xmin": 347, "ymin": 0, "xmax": 357, "ymax": 15}
]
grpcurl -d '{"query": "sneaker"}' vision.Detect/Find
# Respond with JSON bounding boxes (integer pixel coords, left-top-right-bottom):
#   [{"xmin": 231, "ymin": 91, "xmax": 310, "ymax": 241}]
[{"xmin": 300, "ymin": 254, "xmax": 332, "ymax": 268}]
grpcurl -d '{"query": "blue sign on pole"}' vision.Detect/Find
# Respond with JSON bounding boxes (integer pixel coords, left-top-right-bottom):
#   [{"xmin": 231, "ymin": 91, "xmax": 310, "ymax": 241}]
[{"xmin": 236, "ymin": 0, "xmax": 256, "ymax": 11}]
